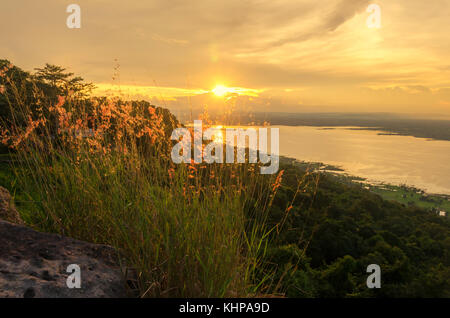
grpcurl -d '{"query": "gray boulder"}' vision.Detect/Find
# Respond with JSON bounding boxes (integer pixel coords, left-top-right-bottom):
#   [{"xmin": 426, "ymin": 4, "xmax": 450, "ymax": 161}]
[{"xmin": 0, "ymin": 220, "xmax": 128, "ymax": 298}]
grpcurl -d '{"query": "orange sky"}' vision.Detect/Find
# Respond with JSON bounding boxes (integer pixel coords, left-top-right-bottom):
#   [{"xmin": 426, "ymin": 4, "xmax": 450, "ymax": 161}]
[{"xmin": 1, "ymin": 0, "xmax": 450, "ymax": 116}]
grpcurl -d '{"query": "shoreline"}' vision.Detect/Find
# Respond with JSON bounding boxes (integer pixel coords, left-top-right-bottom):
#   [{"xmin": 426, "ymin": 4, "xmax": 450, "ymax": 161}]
[{"xmin": 280, "ymin": 156, "xmax": 450, "ymax": 214}]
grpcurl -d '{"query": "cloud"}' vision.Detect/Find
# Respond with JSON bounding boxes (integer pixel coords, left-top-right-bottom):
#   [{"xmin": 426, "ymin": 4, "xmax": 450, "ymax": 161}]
[
  {"xmin": 0, "ymin": 0, "xmax": 449, "ymax": 114},
  {"xmin": 253, "ymin": 0, "xmax": 370, "ymax": 50},
  {"xmin": 324, "ymin": 0, "xmax": 370, "ymax": 31}
]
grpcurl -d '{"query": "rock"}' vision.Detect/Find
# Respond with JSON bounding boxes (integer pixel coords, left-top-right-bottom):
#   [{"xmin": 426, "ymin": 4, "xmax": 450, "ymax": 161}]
[
  {"xmin": 0, "ymin": 220, "xmax": 128, "ymax": 297},
  {"xmin": 0, "ymin": 186, "xmax": 23, "ymax": 224}
]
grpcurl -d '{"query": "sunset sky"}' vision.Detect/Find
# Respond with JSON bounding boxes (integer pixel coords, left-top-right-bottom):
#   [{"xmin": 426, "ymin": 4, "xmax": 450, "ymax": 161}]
[{"xmin": 1, "ymin": 0, "xmax": 450, "ymax": 117}]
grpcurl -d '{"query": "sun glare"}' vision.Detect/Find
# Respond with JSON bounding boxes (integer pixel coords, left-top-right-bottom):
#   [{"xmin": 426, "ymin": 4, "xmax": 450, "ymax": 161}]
[
  {"xmin": 213, "ymin": 130, "xmax": 224, "ymax": 144},
  {"xmin": 212, "ymin": 85, "xmax": 230, "ymax": 97},
  {"xmin": 211, "ymin": 85, "xmax": 262, "ymax": 98}
]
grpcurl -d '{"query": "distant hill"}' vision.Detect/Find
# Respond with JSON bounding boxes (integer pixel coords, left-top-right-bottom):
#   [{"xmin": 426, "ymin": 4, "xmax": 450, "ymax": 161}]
[{"xmin": 246, "ymin": 112, "xmax": 450, "ymax": 141}]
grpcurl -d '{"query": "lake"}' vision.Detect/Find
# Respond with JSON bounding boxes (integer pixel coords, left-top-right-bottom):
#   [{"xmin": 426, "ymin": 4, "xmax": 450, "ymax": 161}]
[{"xmin": 275, "ymin": 126, "xmax": 450, "ymax": 195}]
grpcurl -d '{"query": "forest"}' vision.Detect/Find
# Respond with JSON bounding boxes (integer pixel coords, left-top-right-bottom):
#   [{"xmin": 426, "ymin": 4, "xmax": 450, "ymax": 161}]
[{"xmin": 262, "ymin": 163, "xmax": 450, "ymax": 297}]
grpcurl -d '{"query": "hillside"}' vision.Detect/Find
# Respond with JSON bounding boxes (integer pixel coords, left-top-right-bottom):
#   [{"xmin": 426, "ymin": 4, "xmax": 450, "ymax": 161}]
[{"xmin": 0, "ymin": 60, "xmax": 449, "ymax": 298}]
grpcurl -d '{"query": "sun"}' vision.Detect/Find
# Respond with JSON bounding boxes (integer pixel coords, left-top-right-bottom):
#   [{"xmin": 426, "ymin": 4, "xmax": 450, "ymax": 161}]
[
  {"xmin": 212, "ymin": 85, "xmax": 230, "ymax": 97},
  {"xmin": 213, "ymin": 129, "xmax": 224, "ymax": 144}
]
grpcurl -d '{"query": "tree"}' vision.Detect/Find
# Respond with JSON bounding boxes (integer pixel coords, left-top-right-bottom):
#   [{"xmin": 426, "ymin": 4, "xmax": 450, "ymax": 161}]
[{"xmin": 33, "ymin": 63, "xmax": 95, "ymax": 98}]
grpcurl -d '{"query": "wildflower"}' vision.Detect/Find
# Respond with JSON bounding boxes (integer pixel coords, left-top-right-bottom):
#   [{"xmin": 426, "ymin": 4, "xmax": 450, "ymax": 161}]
[
  {"xmin": 0, "ymin": 64, "xmax": 12, "ymax": 77},
  {"xmin": 0, "ymin": 129, "xmax": 10, "ymax": 145},
  {"xmin": 272, "ymin": 169, "xmax": 284, "ymax": 192},
  {"xmin": 56, "ymin": 95, "xmax": 65, "ymax": 107},
  {"xmin": 168, "ymin": 168, "xmax": 175, "ymax": 179},
  {"xmin": 0, "ymin": 85, "xmax": 5, "ymax": 94}
]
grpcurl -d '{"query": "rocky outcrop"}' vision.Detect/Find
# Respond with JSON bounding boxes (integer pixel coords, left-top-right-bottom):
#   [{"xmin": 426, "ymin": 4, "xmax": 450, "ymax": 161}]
[
  {"xmin": 0, "ymin": 186, "xmax": 23, "ymax": 224},
  {"xmin": 0, "ymin": 220, "xmax": 127, "ymax": 298}
]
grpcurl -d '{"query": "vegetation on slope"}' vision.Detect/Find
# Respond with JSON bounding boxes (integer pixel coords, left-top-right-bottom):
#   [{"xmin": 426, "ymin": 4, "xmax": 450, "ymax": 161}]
[
  {"xmin": 0, "ymin": 60, "xmax": 279, "ymax": 297},
  {"xmin": 1, "ymin": 60, "xmax": 449, "ymax": 297},
  {"xmin": 263, "ymin": 164, "xmax": 450, "ymax": 297}
]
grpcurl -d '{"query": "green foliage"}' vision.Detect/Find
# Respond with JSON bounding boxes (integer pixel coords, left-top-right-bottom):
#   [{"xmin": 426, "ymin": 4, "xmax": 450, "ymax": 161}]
[{"xmin": 264, "ymin": 164, "xmax": 450, "ymax": 297}]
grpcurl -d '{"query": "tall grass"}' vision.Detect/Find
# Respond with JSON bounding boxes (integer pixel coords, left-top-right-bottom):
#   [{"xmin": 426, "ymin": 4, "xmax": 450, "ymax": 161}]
[{"xmin": 0, "ymin": 71, "xmax": 282, "ymax": 297}]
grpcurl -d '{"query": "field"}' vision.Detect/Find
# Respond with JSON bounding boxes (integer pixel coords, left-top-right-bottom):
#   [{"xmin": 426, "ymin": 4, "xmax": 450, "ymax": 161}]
[{"xmin": 371, "ymin": 184, "xmax": 450, "ymax": 214}]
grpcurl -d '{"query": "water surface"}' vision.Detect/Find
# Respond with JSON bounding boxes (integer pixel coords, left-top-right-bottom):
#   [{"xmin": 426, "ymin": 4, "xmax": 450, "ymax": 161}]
[{"xmin": 275, "ymin": 126, "xmax": 450, "ymax": 195}]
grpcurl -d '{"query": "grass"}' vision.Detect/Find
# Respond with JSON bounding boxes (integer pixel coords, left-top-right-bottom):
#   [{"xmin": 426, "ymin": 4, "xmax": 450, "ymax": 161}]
[{"xmin": 0, "ymin": 75, "xmax": 286, "ymax": 297}]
